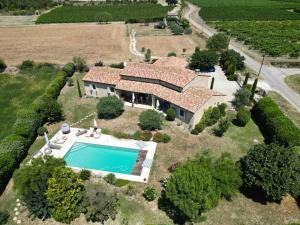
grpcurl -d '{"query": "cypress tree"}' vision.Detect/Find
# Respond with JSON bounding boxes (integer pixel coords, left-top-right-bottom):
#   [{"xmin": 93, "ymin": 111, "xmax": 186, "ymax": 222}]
[
  {"xmin": 210, "ymin": 77, "xmax": 215, "ymax": 90},
  {"xmin": 250, "ymin": 78, "xmax": 258, "ymax": 100},
  {"xmin": 243, "ymin": 72, "xmax": 250, "ymax": 87},
  {"xmin": 77, "ymin": 79, "xmax": 82, "ymax": 98}
]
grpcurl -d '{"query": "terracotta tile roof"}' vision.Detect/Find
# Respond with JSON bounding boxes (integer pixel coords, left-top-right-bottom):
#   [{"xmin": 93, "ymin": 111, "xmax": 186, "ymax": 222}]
[
  {"xmin": 115, "ymin": 80, "xmax": 224, "ymax": 113},
  {"xmin": 153, "ymin": 57, "xmax": 188, "ymax": 69},
  {"xmin": 82, "ymin": 67, "xmax": 121, "ymax": 85},
  {"xmin": 121, "ymin": 63, "xmax": 197, "ymax": 88}
]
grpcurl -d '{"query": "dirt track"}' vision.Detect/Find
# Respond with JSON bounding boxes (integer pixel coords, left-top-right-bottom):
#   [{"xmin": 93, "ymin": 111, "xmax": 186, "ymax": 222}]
[{"xmin": 0, "ymin": 23, "xmax": 133, "ymax": 65}]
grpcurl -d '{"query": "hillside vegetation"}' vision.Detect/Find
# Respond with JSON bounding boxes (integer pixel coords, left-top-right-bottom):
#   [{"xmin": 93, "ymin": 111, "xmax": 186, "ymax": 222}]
[
  {"xmin": 37, "ymin": 4, "xmax": 172, "ymax": 23},
  {"xmin": 188, "ymin": 0, "xmax": 300, "ymax": 57}
]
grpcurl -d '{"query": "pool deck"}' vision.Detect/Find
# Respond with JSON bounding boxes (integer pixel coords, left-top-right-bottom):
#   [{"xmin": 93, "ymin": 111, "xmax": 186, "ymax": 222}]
[{"xmin": 36, "ymin": 127, "xmax": 157, "ymax": 183}]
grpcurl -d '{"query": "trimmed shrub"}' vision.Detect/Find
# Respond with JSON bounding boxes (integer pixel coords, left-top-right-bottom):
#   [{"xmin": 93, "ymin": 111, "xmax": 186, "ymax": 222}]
[
  {"xmin": 33, "ymin": 96, "xmax": 63, "ymax": 123},
  {"xmin": 218, "ymin": 103, "xmax": 227, "ymax": 116},
  {"xmin": 0, "ymin": 153, "xmax": 17, "ymax": 193},
  {"xmin": 143, "ymin": 186, "xmax": 157, "ymax": 201},
  {"xmin": 12, "ymin": 110, "xmax": 41, "ymax": 140},
  {"xmin": 252, "ymin": 96, "xmax": 300, "ymax": 147},
  {"xmin": 139, "ymin": 109, "xmax": 162, "ymax": 130},
  {"xmin": 166, "ymin": 107, "xmax": 176, "ymax": 121},
  {"xmin": 97, "ymin": 96, "xmax": 124, "ymax": 119},
  {"xmin": 0, "ymin": 134, "xmax": 28, "ymax": 163},
  {"xmin": 141, "ymin": 131, "xmax": 152, "ymax": 141},
  {"xmin": 132, "ymin": 130, "xmax": 142, "ymax": 140},
  {"xmin": 79, "ymin": 169, "xmax": 91, "ymax": 181},
  {"xmin": 62, "ymin": 62, "xmax": 75, "ymax": 76},
  {"xmin": 0, "ymin": 58, "xmax": 7, "ymax": 73},
  {"xmin": 110, "ymin": 62, "xmax": 125, "ymax": 69},
  {"xmin": 234, "ymin": 107, "xmax": 250, "ymax": 127},
  {"xmin": 20, "ymin": 60, "xmax": 35, "ymax": 71},
  {"xmin": 37, "ymin": 126, "xmax": 48, "ymax": 136},
  {"xmin": 45, "ymin": 70, "xmax": 68, "ymax": 99},
  {"xmin": 104, "ymin": 173, "xmax": 116, "ymax": 185},
  {"xmin": 167, "ymin": 52, "xmax": 176, "ymax": 57}
]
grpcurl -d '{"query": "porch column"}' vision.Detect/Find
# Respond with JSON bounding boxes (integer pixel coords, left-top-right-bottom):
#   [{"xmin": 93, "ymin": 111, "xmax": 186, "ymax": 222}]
[
  {"xmin": 151, "ymin": 95, "xmax": 155, "ymax": 108},
  {"xmin": 131, "ymin": 92, "xmax": 135, "ymax": 107}
]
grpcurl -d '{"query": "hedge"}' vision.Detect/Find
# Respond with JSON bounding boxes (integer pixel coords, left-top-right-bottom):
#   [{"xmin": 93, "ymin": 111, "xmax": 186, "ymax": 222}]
[
  {"xmin": 62, "ymin": 63, "xmax": 75, "ymax": 77},
  {"xmin": 0, "ymin": 63, "xmax": 75, "ymax": 194},
  {"xmin": 252, "ymin": 96, "xmax": 300, "ymax": 147}
]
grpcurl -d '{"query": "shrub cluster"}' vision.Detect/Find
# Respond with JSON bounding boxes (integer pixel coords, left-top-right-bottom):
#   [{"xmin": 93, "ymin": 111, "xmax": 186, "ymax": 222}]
[
  {"xmin": 168, "ymin": 21, "xmax": 184, "ymax": 35},
  {"xmin": 252, "ymin": 96, "xmax": 300, "ymax": 147},
  {"xmin": 166, "ymin": 107, "xmax": 176, "ymax": 121},
  {"xmin": 0, "ymin": 62, "xmax": 75, "ymax": 193},
  {"xmin": 97, "ymin": 96, "xmax": 124, "ymax": 119},
  {"xmin": 191, "ymin": 103, "xmax": 227, "ymax": 135},
  {"xmin": 104, "ymin": 173, "xmax": 117, "ymax": 185},
  {"xmin": 234, "ymin": 107, "xmax": 250, "ymax": 127},
  {"xmin": 153, "ymin": 132, "xmax": 171, "ymax": 143},
  {"xmin": 143, "ymin": 186, "xmax": 157, "ymax": 201},
  {"xmin": 212, "ymin": 116, "xmax": 230, "ymax": 137}
]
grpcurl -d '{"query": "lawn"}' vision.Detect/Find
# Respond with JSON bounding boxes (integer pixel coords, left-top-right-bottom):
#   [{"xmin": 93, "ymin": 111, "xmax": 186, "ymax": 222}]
[
  {"xmin": 284, "ymin": 74, "xmax": 300, "ymax": 95},
  {"xmin": 36, "ymin": 4, "xmax": 172, "ymax": 24},
  {"xmin": 1, "ymin": 75, "xmax": 299, "ymax": 225},
  {"xmin": 0, "ymin": 64, "xmax": 58, "ymax": 140},
  {"xmin": 187, "ymin": 0, "xmax": 300, "ymax": 57}
]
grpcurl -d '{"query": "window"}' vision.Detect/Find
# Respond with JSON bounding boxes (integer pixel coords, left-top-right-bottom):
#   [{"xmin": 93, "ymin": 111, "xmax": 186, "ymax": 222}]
[
  {"xmin": 179, "ymin": 109, "xmax": 185, "ymax": 118},
  {"xmin": 110, "ymin": 87, "xmax": 115, "ymax": 93},
  {"xmin": 92, "ymin": 84, "xmax": 96, "ymax": 89}
]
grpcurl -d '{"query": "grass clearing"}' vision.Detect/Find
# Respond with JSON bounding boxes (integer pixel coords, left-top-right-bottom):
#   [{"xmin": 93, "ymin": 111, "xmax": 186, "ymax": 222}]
[
  {"xmin": 187, "ymin": 0, "xmax": 300, "ymax": 57},
  {"xmin": 268, "ymin": 91, "xmax": 300, "ymax": 127},
  {"xmin": 284, "ymin": 74, "xmax": 300, "ymax": 95},
  {"xmin": 0, "ymin": 65, "xmax": 58, "ymax": 140},
  {"xmin": 36, "ymin": 4, "xmax": 172, "ymax": 24}
]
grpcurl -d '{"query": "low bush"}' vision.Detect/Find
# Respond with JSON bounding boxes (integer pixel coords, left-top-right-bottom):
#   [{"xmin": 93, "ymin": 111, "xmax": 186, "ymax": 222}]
[
  {"xmin": 62, "ymin": 62, "xmax": 75, "ymax": 76},
  {"xmin": 125, "ymin": 185, "xmax": 136, "ymax": 196},
  {"xmin": 110, "ymin": 62, "xmax": 125, "ymax": 69},
  {"xmin": 19, "ymin": 60, "xmax": 35, "ymax": 71},
  {"xmin": 97, "ymin": 96, "xmax": 124, "ymax": 119},
  {"xmin": 232, "ymin": 88, "xmax": 251, "ymax": 109},
  {"xmin": 166, "ymin": 107, "xmax": 176, "ymax": 121},
  {"xmin": 168, "ymin": 162, "xmax": 181, "ymax": 173},
  {"xmin": 104, "ymin": 173, "xmax": 116, "ymax": 185},
  {"xmin": 0, "ymin": 58, "xmax": 7, "ymax": 73},
  {"xmin": 79, "ymin": 169, "xmax": 91, "ymax": 181},
  {"xmin": 167, "ymin": 52, "xmax": 176, "ymax": 57},
  {"xmin": 143, "ymin": 186, "xmax": 157, "ymax": 201},
  {"xmin": 153, "ymin": 132, "xmax": 171, "ymax": 143},
  {"xmin": 234, "ymin": 107, "xmax": 250, "ymax": 127},
  {"xmin": 132, "ymin": 130, "xmax": 142, "ymax": 140},
  {"xmin": 252, "ymin": 96, "xmax": 300, "ymax": 147},
  {"xmin": 218, "ymin": 103, "xmax": 227, "ymax": 116},
  {"xmin": 139, "ymin": 110, "xmax": 162, "ymax": 130},
  {"xmin": 212, "ymin": 117, "xmax": 230, "ymax": 137},
  {"xmin": 168, "ymin": 21, "xmax": 184, "ymax": 35},
  {"xmin": 141, "ymin": 131, "xmax": 152, "ymax": 141},
  {"xmin": 37, "ymin": 126, "xmax": 48, "ymax": 136},
  {"xmin": 12, "ymin": 110, "xmax": 41, "ymax": 140}
]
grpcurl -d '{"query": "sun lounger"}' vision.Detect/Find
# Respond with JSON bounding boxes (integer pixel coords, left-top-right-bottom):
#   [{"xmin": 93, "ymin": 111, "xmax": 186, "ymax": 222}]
[
  {"xmin": 75, "ymin": 129, "xmax": 87, "ymax": 137},
  {"xmin": 85, "ymin": 128, "xmax": 94, "ymax": 137},
  {"xmin": 48, "ymin": 143, "xmax": 61, "ymax": 150},
  {"xmin": 52, "ymin": 135, "xmax": 67, "ymax": 144}
]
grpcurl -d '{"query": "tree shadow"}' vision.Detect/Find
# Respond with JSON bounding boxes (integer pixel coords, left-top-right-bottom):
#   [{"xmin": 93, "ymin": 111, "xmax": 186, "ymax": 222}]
[
  {"xmin": 157, "ymin": 191, "xmax": 188, "ymax": 225},
  {"xmin": 240, "ymin": 186, "xmax": 270, "ymax": 205}
]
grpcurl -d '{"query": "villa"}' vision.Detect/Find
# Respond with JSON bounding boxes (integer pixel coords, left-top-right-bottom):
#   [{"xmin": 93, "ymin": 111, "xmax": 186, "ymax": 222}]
[{"xmin": 83, "ymin": 57, "xmax": 225, "ymax": 129}]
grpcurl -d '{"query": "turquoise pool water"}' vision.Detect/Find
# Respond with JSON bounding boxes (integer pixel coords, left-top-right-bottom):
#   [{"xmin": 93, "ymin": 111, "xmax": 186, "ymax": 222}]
[{"xmin": 64, "ymin": 142, "xmax": 138, "ymax": 174}]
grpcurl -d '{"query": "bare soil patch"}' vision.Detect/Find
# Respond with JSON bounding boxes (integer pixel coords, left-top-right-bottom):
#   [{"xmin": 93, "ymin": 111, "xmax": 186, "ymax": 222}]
[{"xmin": 0, "ymin": 23, "xmax": 135, "ymax": 65}]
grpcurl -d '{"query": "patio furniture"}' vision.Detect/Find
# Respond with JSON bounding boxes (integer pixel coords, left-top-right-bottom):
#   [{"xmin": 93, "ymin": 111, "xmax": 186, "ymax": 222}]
[
  {"xmin": 49, "ymin": 143, "xmax": 61, "ymax": 150},
  {"xmin": 52, "ymin": 135, "xmax": 67, "ymax": 144},
  {"xmin": 85, "ymin": 127, "xmax": 94, "ymax": 137},
  {"xmin": 94, "ymin": 128, "xmax": 102, "ymax": 139},
  {"xmin": 136, "ymin": 140, "xmax": 148, "ymax": 150},
  {"xmin": 61, "ymin": 123, "xmax": 70, "ymax": 134},
  {"xmin": 44, "ymin": 148, "xmax": 52, "ymax": 155},
  {"xmin": 75, "ymin": 129, "xmax": 88, "ymax": 137}
]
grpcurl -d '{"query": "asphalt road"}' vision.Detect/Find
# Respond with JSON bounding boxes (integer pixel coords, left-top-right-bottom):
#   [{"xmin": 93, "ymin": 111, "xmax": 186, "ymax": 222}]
[{"xmin": 184, "ymin": 3, "xmax": 300, "ymax": 111}]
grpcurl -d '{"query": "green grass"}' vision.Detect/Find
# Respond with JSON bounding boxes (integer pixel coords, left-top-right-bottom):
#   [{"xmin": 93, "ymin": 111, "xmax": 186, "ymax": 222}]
[
  {"xmin": 0, "ymin": 65, "xmax": 58, "ymax": 140},
  {"xmin": 187, "ymin": 0, "xmax": 300, "ymax": 57},
  {"xmin": 36, "ymin": 4, "xmax": 172, "ymax": 24},
  {"xmin": 284, "ymin": 74, "xmax": 300, "ymax": 95}
]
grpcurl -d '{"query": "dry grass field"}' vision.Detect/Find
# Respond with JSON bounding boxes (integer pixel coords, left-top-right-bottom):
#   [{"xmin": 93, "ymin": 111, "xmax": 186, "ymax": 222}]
[{"xmin": 0, "ymin": 23, "xmax": 134, "ymax": 65}]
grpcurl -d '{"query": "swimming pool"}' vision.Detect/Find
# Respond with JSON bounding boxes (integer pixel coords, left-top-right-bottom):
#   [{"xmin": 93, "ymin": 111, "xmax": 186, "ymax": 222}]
[{"xmin": 64, "ymin": 142, "xmax": 139, "ymax": 175}]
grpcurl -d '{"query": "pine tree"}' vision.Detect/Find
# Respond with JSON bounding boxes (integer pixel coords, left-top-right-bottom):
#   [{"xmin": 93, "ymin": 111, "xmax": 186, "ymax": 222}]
[{"xmin": 243, "ymin": 72, "xmax": 250, "ymax": 86}]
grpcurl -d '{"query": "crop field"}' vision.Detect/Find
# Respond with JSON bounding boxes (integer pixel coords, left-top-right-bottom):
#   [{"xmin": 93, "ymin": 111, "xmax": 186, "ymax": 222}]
[
  {"xmin": 0, "ymin": 23, "xmax": 133, "ymax": 65},
  {"xmin": 0, "ymin": 65, "xmax": 57, "ymax": 140},
  {"xmin": 214, "ymin": 20, "xmax": 300, "ymax": 56},
  {"xmin": 36, "ymin": 4, "xmax": 172, "ymax": 24},
  {"xmin": 188, "ymin": 0, "xmax": 300, "ymax": 57}
]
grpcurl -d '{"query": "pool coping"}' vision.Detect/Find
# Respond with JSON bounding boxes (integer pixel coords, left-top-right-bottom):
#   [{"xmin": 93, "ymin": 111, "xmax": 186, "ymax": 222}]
[{"xmin": 36, "ymin": 127, "xmax": 157, "ymax": 183}]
